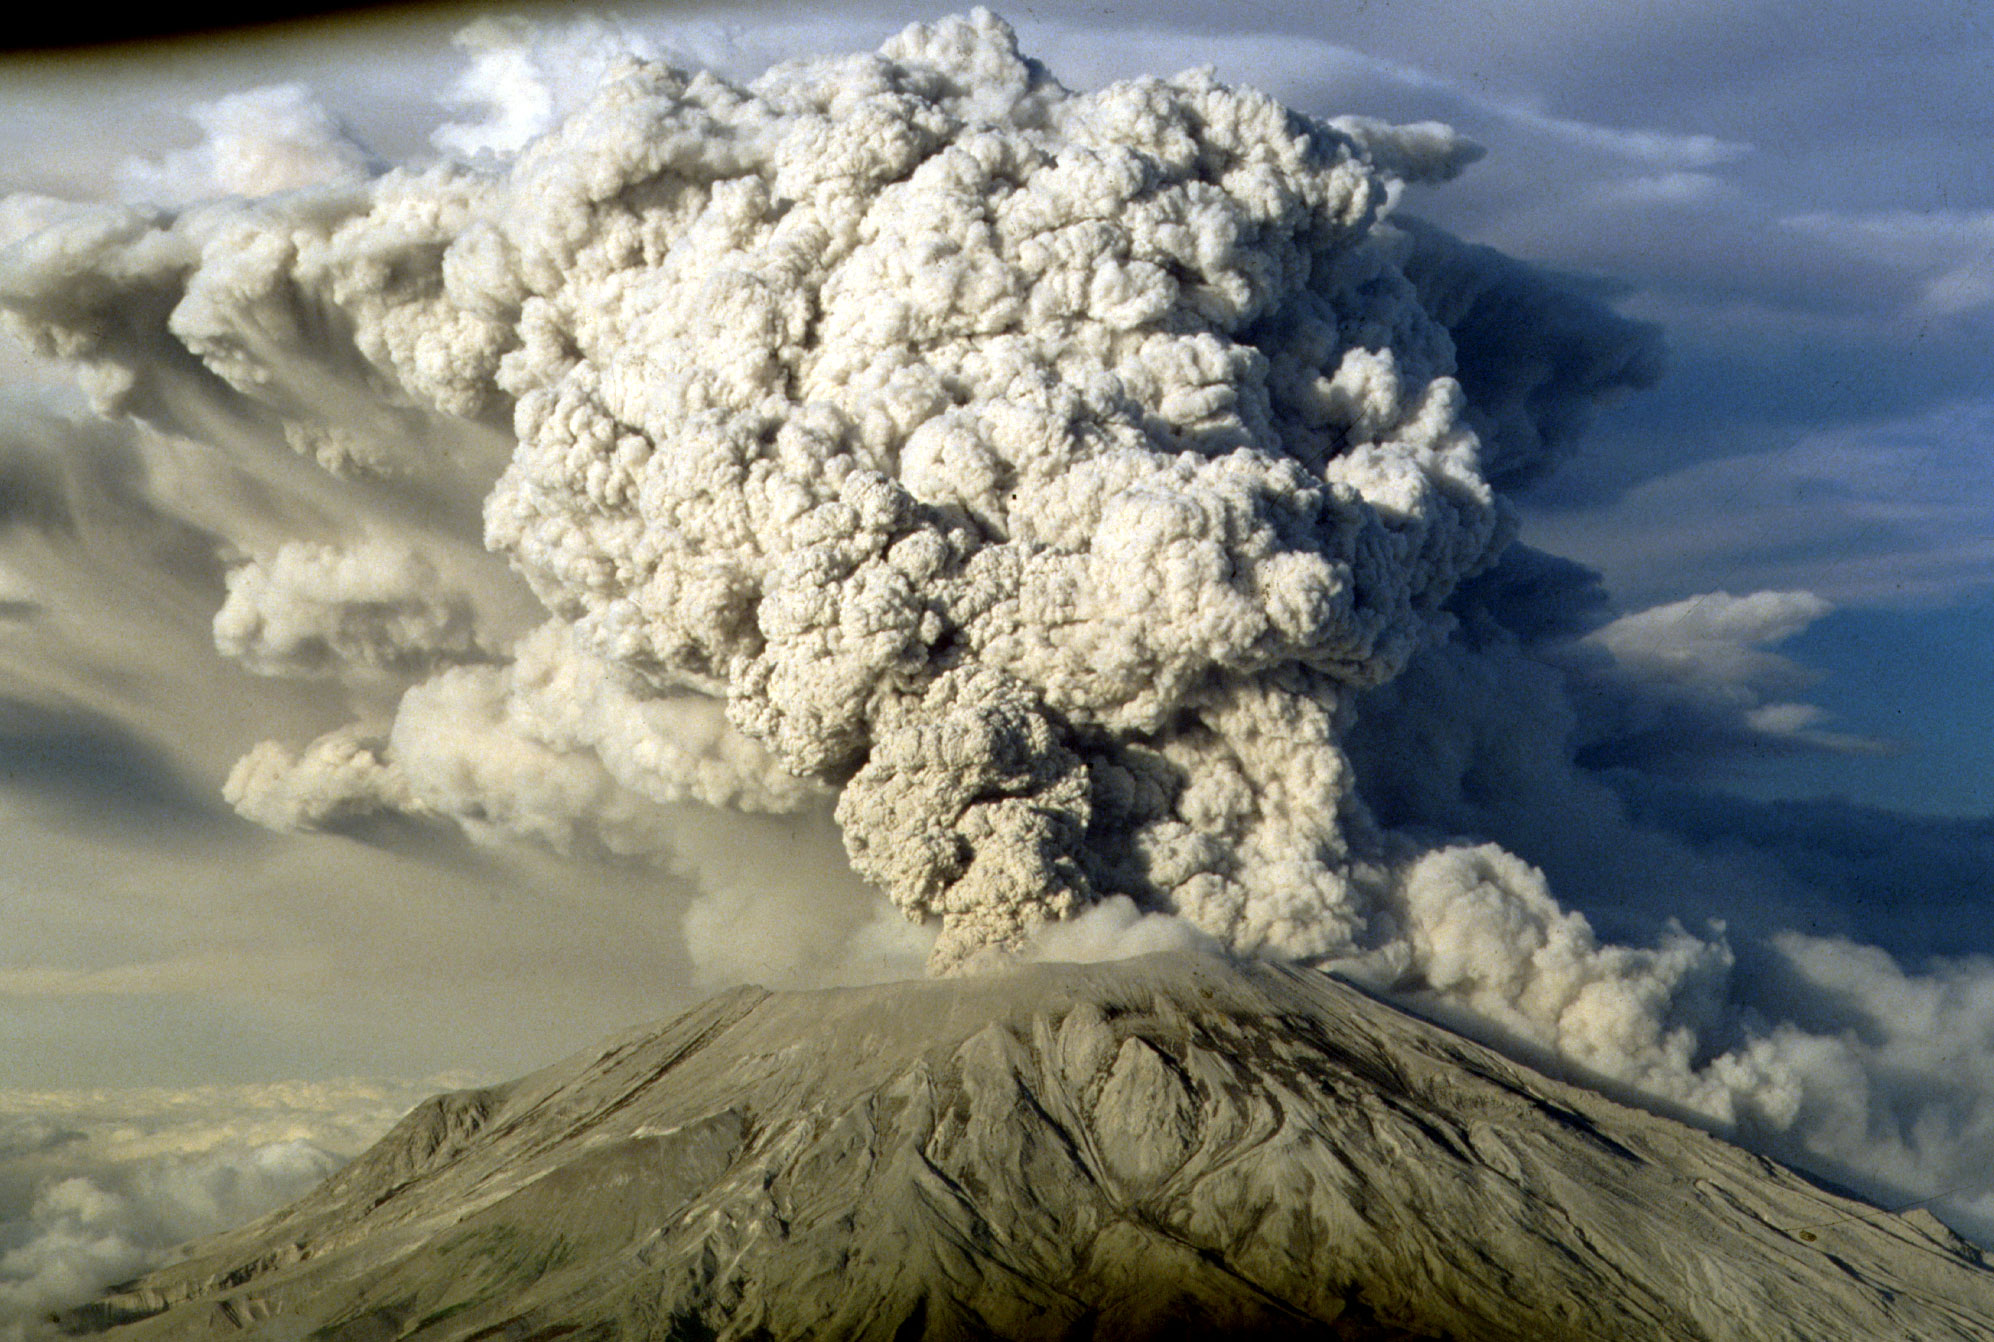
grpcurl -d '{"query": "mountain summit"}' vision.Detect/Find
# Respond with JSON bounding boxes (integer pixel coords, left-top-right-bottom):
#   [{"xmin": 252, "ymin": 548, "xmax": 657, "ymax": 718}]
[{"xmin": 64, "ymin": 954, "xmax": 1994, "ymax": 1340}]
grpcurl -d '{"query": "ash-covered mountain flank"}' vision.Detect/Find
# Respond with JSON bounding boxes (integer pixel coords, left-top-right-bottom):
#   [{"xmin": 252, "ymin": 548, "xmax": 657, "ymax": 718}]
[{"xmin": 63, "ymin": 954, "xmax": 1994, "ymax": 1341}]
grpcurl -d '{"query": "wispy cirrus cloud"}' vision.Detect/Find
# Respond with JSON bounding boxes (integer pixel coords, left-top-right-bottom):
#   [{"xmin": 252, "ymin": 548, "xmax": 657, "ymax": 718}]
[
  {"xmin": 1784, "ymin": 209, "xmax": 1994, "ymax": 317},
  {"xmin": 1525, "ymin": 398, "xmax": 1994, "ymax": 608}
]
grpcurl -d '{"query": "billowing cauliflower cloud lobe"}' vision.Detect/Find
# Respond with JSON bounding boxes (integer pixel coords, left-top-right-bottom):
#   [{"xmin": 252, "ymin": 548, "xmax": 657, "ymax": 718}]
[
  {"xmin": 0, "ymin": 10, "xmax": 1652, "ymax": 971},
  {"xmin": 458, "ymin": 12, "xmax": 1506, "ymax": 964}
]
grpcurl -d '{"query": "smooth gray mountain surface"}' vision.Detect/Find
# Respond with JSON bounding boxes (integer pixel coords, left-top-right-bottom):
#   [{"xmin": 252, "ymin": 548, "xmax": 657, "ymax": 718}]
[{"xmin": 61, "ymin": 954, "xmax": 1994, "ymax": 1340}]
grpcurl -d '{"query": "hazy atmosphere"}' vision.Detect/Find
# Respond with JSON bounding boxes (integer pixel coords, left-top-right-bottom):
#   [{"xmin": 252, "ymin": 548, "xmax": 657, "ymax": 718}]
[{"xmin": 1, "ymin": 0, "xmax": 1990, "ymax": 1329}]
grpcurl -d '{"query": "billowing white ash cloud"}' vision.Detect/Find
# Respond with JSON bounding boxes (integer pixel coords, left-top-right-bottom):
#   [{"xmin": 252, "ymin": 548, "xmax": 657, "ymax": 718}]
[
  {"xmin": 6, "ymin": 8, "xmax": 1992, "ymax": 1238},
  {"xmin": 0, "ymin": 9, "xmax": 1656, "ymax": 971}
]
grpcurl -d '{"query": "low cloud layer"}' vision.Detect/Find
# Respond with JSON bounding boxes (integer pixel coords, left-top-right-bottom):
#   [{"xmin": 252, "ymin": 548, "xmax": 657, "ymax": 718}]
[
  {"xmin": 0, "ymin": 1079, "xmax": 452, "ymax": 1339},
  {"xmin": 1, "ymin": 4, "xmax": 1991, "ymax": 1304}
]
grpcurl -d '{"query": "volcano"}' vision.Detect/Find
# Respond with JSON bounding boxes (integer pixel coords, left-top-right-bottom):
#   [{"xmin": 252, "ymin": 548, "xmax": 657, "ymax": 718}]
[{"xmin": 60, "ymin": 953, "xmax": 1994, "ymax": 1340}]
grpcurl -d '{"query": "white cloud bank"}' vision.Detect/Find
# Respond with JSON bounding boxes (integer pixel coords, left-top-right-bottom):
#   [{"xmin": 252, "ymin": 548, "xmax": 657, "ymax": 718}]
[{"xmin": 0, "ymin": 1079, "xmax": 454, "ymax": 1339}]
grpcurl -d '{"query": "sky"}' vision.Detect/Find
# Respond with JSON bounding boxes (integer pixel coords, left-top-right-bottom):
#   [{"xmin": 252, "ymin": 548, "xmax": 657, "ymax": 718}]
[{"xmin": 0, "ymin": 0, "xmax": 1989, "ymax": 1327}]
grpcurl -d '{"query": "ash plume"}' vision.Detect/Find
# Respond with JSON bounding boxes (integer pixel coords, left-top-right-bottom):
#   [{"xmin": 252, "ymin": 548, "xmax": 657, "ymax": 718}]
[
  {"xmin": 0, "ymin": 8, "xmax": 1656, "ymax": 968},
  {"xmin": 4, "ymin": 7, "xmax": 1992, "ymax": 1243}
]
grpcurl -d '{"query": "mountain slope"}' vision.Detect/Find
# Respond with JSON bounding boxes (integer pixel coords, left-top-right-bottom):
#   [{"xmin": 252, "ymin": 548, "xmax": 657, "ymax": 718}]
[{"xmin": 63, "ymin": 953, "xmax": 1994, "ymax": 1340}]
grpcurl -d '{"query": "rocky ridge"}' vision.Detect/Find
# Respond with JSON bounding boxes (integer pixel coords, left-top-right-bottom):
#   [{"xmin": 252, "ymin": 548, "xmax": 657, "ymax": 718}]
[{"xmin": 62, "ymin": 953, "xmax": 1994, "ymax": 1340}]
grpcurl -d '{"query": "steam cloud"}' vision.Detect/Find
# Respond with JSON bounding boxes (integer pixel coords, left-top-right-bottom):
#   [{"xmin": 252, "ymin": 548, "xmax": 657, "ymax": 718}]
[{"xmin": 3, "ymin": 8, "xmax": 1991, "ymax": 1244}]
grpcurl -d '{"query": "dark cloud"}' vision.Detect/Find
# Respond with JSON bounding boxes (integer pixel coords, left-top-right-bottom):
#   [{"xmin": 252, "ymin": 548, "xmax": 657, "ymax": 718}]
[
  {"xmin": 1443, "ymin": 542, "xmax": 1614, "ymax": 646},
  {"xmin": 0, "ymin": 452, "xmax": 73, "ymax": 533},
  {"xmin": 1615, "ymin": 779, "xmax": 1994, "ymax": 961},
  {"xmin": 1399, "ymin": 217, "xmax": 1665, "ymax": 489},
  {"xmin": 2, "ymin": 1, "xmax": 439, "ymax": 53},
  {"xmin": 0, "ymin": 696, "xmax": 224, "ymax": 827},
  {"xmin": 0, "ymin": 408, "xmax": 230, "ymax": 591},
  {"xmin": 1522, "ymin": 398, "xmax": 1994, "ymax": 608}
]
